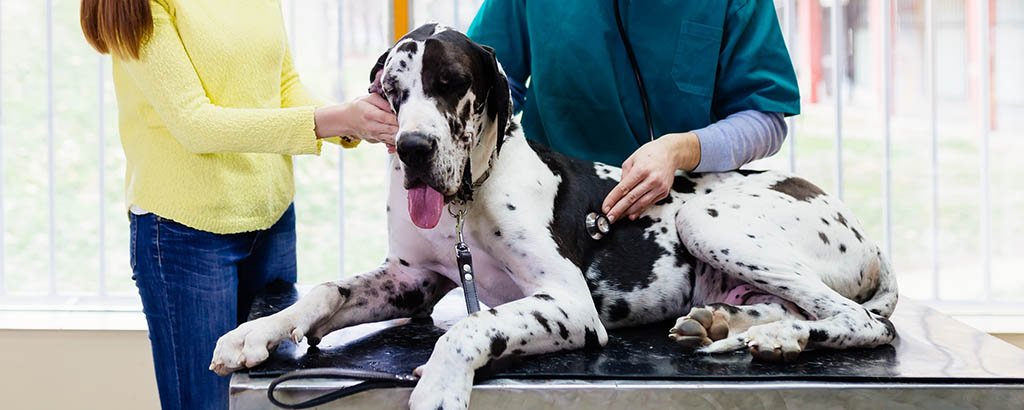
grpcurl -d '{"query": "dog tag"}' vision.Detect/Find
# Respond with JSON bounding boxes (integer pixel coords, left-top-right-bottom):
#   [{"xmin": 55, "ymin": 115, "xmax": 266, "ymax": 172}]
[{"xmin": 456, "ymin": 241, "xmax": 481, "ymax": 314}]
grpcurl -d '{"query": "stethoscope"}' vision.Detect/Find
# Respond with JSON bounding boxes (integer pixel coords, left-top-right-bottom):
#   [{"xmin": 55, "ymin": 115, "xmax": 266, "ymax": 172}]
[{"xmin": 585, "ymin": 0, "xmax": 654, "ymax": 241}]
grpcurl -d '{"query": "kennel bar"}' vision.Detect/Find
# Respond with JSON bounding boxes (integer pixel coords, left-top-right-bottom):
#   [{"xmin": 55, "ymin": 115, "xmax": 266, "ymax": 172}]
[
  {"xmin": 337, "ymin": 0, "xmax": 347, "ymax": 279},
  {"xmin": 0, "ymin": 0, "xmax": 5, "ymax": 296},
  {"xmin": 98, "ymin": 56, "xmax": 107, "ymax": 297},
  {"xmin": 453, "ymin": 0, "xmax": 460, "ymax": 30},
  {"xmin": 831, "ymin": 0, "xmax": 844, "ymax": 200},
  {"xmin": 927, "ymin": 0, "xmax": 940, "ymax": 300},
  {"xmin": 881, "ymin": 0, "xmax": 893, "ymax": 261},
  {"xmin": 46, "ymin": 0, "xmax": 56, "ymax": 295},
  {"xmin": 977, "ymin": 0, "xmax": 992, "ymax": 300},
  {"xmin": 780, "ymin": 0, "xmax": 797, "ymax": 173}
]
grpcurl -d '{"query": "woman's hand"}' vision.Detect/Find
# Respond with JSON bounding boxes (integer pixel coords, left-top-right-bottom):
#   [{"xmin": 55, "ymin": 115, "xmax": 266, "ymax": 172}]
[
  {"xmin": 314, "ymin": 94, "xmax": 398, "ymax": 151},
  {"xmin": 601, "ymin": 132, "xmax": 701, "ymax": 223}
]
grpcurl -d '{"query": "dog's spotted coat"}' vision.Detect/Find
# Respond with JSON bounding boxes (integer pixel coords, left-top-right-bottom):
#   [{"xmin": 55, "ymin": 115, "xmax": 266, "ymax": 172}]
[{"xmin": 210, "ymin": 24, "xmax": 898, "ymax": 410}]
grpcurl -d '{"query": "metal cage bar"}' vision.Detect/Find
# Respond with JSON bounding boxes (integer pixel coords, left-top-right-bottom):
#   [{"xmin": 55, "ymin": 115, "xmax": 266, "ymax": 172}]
[
  {"xmin": 831, "ymin": 0, "xmax": 844, "ymax": 200},
  {"xmin": 0, "ymin": 0, "xmax": 5, "ymax": 296},
  {"xmin": 46, "ymin": 0, "xmax": 56, "ymax": 295},
  {"xmin": 881, "ymin": 0, "xmax": 893, "ymax": 261},
  {"xmin": 977, "ymin": 0, "xmax": 992, "ymax": 299},
  {"xmin": 337, "ymin": 0, "xmax": 347, "ymax": 279},
  {"xmin": 98, "ymin": 56, "xmax": 106, "ymax": 296},
  {"xmin": 453, "ymin": 0, "xmax": 460, "ymax": 30},
  {"xmin": 783, "ymin": 0, "xmax": 797, "ymax": 173},
  {"xmin": 927, "ymin": 0, "xmax": 940, "ymax": 300}
]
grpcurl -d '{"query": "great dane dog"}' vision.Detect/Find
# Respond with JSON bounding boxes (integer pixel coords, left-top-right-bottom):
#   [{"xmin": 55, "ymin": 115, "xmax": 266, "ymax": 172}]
[{"xmin": 211, "ymin": 24, "xmax": 898, "ymax": 410}]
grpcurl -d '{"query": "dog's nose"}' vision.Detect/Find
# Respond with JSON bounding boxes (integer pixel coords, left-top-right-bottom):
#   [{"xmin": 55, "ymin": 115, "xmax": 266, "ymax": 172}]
[{"xmin": 397, "ymin": 132, "xmax": 437, "ymax": 169}]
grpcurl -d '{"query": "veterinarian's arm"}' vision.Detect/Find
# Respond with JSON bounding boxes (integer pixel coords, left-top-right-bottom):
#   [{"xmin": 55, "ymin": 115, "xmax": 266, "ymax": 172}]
[
  {"xmin": 711, "ymin": 0, "xmax": 799, "ymax": 123},
  {"xmin": 467, "ymin": 0, "xmax": 530, "ymax": 112},
  {"xmin": 601, "ymin": 111, "xmax": 786, "ymax": 220},
  {"xmin": 691, "ymin": 0, "xmax": 797, "ymax": 172},
  {"xmin": 119, "ymin": 1, "xmax": 366, "ymax": 155},
  {"xmin": 691, "ymin": 110, "xmax": 786, "ymax": 172}
]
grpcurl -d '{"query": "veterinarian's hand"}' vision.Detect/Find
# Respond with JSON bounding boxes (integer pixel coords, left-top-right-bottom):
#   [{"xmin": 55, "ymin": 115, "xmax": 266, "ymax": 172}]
[
  {"xmin": 314, "ymin": 94, "xmax": 398, "ymax": 151},
  {"xmin": 602, "ymin": 132, "xmax": 701, "ymax": 222}
]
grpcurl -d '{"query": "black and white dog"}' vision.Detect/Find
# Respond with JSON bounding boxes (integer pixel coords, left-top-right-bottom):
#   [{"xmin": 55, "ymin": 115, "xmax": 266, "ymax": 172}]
[{"xmin": 211, "ymin": 24, "xmax": 898, "ymax": 410}]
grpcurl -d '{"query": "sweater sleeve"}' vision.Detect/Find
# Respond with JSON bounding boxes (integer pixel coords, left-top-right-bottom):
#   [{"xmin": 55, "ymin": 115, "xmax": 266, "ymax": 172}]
[
  {"xmin": 119, "ymin": 0, "xmax": 321, "ymax": 155},
  {"xmin": 279, "ymin": 39, "xmax": 360, "ymax": 148},
  {"xmin": 692, "ymin": 110, "xmax": 787, "ymax": 172}
]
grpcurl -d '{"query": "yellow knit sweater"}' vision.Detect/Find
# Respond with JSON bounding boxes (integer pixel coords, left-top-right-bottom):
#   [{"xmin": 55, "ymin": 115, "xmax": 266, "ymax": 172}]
[{"xmin": 112, "ymin": 0, "xmax": 356, "ymax": 234}]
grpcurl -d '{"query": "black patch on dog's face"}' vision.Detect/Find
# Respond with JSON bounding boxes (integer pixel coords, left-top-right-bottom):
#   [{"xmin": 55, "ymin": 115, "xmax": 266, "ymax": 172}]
[
  {"xmin": 373, "ymin": 24, "xmax": 512, "ymax": 201},
  {"xmin": 769, "ymin": 177, "xmax": 826, "ymax": 202}
]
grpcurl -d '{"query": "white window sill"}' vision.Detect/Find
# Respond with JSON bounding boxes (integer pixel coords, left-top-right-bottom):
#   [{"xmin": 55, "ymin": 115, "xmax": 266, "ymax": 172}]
[
  {"xmin": 0, "ymin": 298, "xmax": 1021, "ymax": 335},
  {"xmin": 0, "ymin": 309, "xmax": 147, "ymax": 331},
  {"xmin": 0, "ymin": 294, "xmax": 147, "ymax": 331}
]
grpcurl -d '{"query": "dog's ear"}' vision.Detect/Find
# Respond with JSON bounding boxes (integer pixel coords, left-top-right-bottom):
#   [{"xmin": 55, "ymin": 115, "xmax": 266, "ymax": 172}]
[
  {"xmin": 479, "ymin": 45, "xmax": 511, "ymax": 155},
  {"xmin": 368, "ymin": 48, "xmax": 390, "ymax": 95}
]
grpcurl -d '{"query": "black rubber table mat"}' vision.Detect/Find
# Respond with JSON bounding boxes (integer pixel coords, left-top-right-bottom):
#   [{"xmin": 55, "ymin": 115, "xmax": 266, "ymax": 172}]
[{"xmin": 245, "ymin": 281, "xmax": 1024, "ymax": 384}]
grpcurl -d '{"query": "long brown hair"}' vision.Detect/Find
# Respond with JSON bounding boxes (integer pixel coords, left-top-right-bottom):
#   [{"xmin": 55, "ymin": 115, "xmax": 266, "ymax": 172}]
[{"xmin": 80, "ymin": 0, "xmax": 153, "ymax": 59}]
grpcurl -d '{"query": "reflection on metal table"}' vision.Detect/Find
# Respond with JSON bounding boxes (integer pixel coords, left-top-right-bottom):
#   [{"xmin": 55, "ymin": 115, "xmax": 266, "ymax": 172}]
[{"xmin": 230, "ymin": 282, "xmax": 1024, "ymax": 409}]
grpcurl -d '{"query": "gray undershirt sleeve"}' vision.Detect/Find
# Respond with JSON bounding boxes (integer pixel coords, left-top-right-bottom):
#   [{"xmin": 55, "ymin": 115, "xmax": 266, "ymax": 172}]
[{"xmin": 691, "ymin": 110, "xmax": 787, "ymax": 173}]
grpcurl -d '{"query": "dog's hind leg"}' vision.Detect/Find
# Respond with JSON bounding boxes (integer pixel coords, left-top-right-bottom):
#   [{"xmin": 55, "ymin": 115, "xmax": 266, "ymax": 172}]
[
  {"xmin": 409, "ymin": 288, "xmax": 606, "ymax": 410},
  {"xmin": 210, "ymin": 261, "xmax": 455, "ymax": 375},
  {"xmin": 674, "ymin": 192, "xmax": 898, "ymax": 361}
]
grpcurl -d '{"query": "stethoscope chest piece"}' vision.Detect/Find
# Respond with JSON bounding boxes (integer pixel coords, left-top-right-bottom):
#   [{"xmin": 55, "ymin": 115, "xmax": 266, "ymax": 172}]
[{"xmin": 585, "ymin": 212, "xmax": 612, "ymax": 240}]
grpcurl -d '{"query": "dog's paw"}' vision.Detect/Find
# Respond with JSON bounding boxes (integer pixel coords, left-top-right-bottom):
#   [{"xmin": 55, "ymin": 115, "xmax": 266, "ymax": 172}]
[
  {"xmin": 408, "ymin": 361, "xmax": 472, "ymax": 410},
  {"xmin": 669, "ymin": 307, "xmax": 729, "ymax": 347},
  {"xmin": 745, "ymin": 321, "xmax": 808, "ymax": 362},
  {"xmin": 209, "ymin": 315, "xmax": 302, "ymax": 376}
]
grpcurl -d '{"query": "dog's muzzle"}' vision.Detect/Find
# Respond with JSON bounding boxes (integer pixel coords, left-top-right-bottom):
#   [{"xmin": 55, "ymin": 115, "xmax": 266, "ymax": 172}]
[{"xmin": 396, "ymin": 132, "xmax": 437, "ymax": 172}]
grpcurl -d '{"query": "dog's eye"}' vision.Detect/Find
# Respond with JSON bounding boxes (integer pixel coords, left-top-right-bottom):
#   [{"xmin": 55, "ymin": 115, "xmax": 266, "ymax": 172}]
[{"xmin": 439, "ymin": 72, "xmax": 471, "ymax": 88}]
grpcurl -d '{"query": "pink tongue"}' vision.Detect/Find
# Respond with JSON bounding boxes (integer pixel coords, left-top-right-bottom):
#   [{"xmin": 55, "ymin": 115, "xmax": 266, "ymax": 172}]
[{"xmin": 407, "ymin": 184, "xmax": 444, "ymax": 229}]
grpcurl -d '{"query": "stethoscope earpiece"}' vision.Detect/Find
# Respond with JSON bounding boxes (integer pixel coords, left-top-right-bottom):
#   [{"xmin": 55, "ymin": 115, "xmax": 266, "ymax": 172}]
[{"xmin": 585, "ymin": 212, "xmax": 612, "ymax": 240}]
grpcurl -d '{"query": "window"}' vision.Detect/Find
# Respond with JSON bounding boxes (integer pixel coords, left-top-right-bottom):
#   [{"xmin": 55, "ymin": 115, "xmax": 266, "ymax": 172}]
[{"xmin": 0, "ymin": 1, "xmax": 1021, "ymax": 332}]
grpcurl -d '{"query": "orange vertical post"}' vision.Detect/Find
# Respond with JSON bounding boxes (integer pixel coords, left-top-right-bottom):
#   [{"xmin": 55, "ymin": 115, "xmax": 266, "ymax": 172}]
[{"xmin": 393, "ymin": 0, "xmax": 411, "ymax": 43}]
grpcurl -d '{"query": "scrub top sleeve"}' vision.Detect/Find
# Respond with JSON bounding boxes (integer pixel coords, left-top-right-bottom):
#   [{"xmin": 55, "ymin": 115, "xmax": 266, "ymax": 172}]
[
  {"xmin": 712, "ymin": 0, "xmax": 800, "ymax": 120},
  {"xmin": 467, "ymin": 0, "xmax": 530, "ymax": 112}
]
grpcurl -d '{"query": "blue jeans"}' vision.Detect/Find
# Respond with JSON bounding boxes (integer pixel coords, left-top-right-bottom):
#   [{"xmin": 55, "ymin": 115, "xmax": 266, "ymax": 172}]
[{"xmin": 130, "ymin": 205, "xmax": 297, "ymax": 410}]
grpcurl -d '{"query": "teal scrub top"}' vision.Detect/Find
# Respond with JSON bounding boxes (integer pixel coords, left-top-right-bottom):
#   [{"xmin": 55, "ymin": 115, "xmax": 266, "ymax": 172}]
[{"xmin": 467, "ymin": 0, "xmax": 800, "ymax": 166}]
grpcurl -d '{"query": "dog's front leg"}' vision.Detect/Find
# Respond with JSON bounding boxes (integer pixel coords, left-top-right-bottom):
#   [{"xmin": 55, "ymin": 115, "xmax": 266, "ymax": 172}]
[
  {"xmin": 408, "ymin": 289, "xmax": 607, "ymax": 410},
  {"xmin": 210, "ymin": 262, "xmax": 454, "ymax": 375}
]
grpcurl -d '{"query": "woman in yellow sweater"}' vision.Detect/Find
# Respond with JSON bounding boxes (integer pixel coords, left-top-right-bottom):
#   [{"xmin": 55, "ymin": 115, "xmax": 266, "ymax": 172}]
[{"xmin": 80, "ymin": 1, "xmax": 391, "ymax": 408}]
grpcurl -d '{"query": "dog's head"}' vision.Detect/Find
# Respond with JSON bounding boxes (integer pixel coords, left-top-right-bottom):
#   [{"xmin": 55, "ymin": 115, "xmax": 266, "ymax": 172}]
[{"xmin": 371, "ymin": 23, "xmax": 512, "ymax": 229}]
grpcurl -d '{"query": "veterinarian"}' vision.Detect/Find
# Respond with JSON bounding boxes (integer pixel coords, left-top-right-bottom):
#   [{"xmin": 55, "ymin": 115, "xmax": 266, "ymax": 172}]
[
  {"xmin": 468, "ymin": 0, "xmax": 799, "ymax": 222},
  {"xmin": 80, "ymin": 0, "xmax": 395, "ymax": 408}
]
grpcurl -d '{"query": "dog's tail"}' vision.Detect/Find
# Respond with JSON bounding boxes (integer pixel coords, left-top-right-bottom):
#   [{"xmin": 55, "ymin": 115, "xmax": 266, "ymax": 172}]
[{"xmin": 861, "ymin": 247, "xmax": 899, "ymax": 318}]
